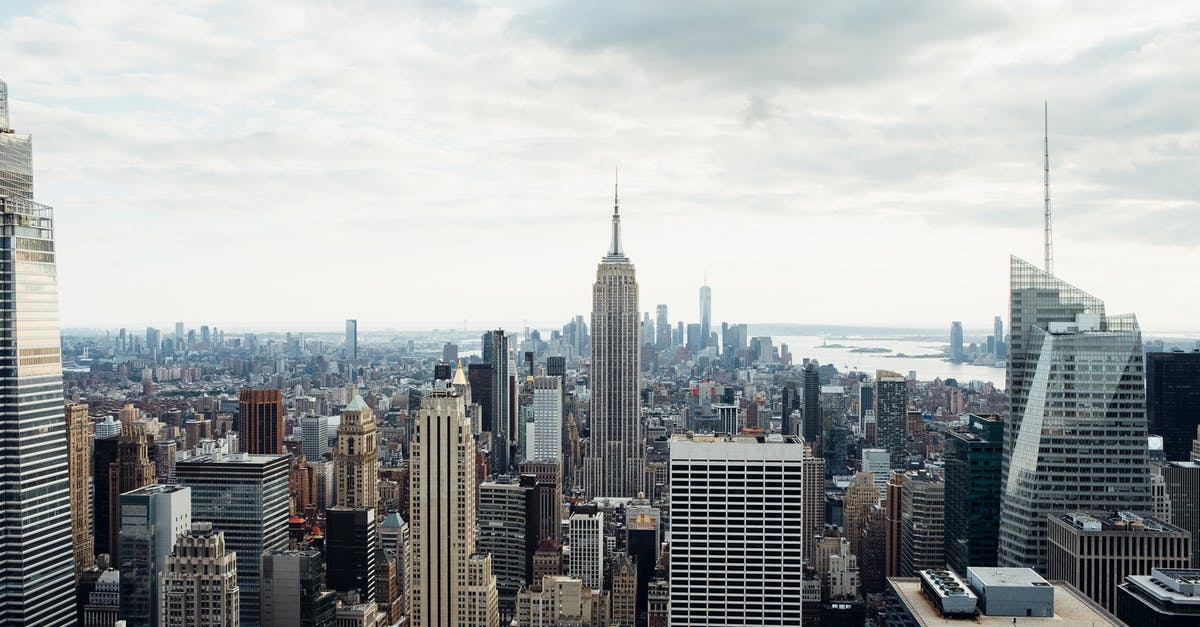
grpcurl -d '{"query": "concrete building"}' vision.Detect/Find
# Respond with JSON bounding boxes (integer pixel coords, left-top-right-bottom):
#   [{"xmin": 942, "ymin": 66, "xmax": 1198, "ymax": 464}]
[
  {"xmin": 159, "ymin": 522, "xmax": 240, "ymax": 627},
  {"xmin": 668, "ymin": 434, "xmax": 804, "ymax": 626},
  {"xmin": 1047, "ymin": 511, "xmax": 1192, "ymax": 613},
  {"xmin": 261, "ymin": 549, "xmax": 336, "ymax": 627},
  {"xmin": 118, "ymin": 485, "xmax": 192, "ymax": 627},
  {"xmin": 611, "ymin": 554, "xmax": 637, "ymax": 627},
  {"xmin": 66, "ymin": 401, "xmax": 95, "ymax": 578},
  {"xmin": 109, "ymin": 424, "xmax": 157, "ymax": 564},
  {"xmin": 335, "ymin": 396, "xmax": 378, "ymax": 509},
  {"xmin": 885, "ymin": 472, "xmax": 905, "ymax": 578},
  {"xmin": 300, "ymin": 415, "xmax": 330, "ymax": 462},
  {"xmin": 875, "ymin": 372, "xmax": 909, "ymax": 469},
  {"xmin": 900, "ymin": 472, "xmax": 945, "ymax": 576},
  {"xmin": 478, "ymin": 478, "xmax": 534, "ymax": 620},
  {"xmin": 407, "ymin": 389, "xmax": 498, "ymax": 627},
  {"xmin": 531, "ymin": 377, "xmax": 563, "ymax": 464},
  {"xmin": 237, "ymin": 389, "xmax": 284, "ymax": 455},
  {"xmin": 514, "ymin": 575, "xmax": 609, "ymax": 627},
  {"xmin": 568, "ymin": 512, "xmax": 604, "ymax": 590},
  {"xmin": 583, "ymin": 190, "xmax": 644, "ymax": 498},
  {"xmin": 861, "ymin": 448, "xmax": 891, "ymax": 489},
  {"xmin": 1117, "ymin": 568, "xmax": 1200, "ymax": 627},
  {"xmin": 345, "ymin": 319, "xmax": 357, "ymax": 360},
  {"xmin": 843, "ymin": 471, "xmax": 881, "ymax": 561},
  {"xmin": 802, "ymin": 444, "xmax": 826, "ymax": 566},
  {"xmin": 1157, "ymin": 461, "xmax": 1200, "ymax": 565}
]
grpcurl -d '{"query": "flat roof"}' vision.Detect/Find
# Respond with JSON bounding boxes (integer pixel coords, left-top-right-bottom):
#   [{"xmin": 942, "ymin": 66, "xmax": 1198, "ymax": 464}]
[
  {"xmin": 888, "ymin": 578, "xmax": 1122, "ymax": 626},
  {"xmin": 968, "ymin": 567, "xmax": 1051, "ymax": 589}
]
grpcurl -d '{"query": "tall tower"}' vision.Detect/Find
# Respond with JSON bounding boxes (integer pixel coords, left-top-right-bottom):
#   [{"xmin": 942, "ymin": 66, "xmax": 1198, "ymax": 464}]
[
  {"xmin": 699, "ymin": 282, "xmax": 712, "ymax": 350},
  {"xmin": 159, "ymin": 523, "xmax": 241, "ymax": 627},
  {"xmin": 875, "ymin": 371, "xmax": 909, "ymax": 469},
  {"xmin": 238, "ymin": 388, "xmax": 284, "ymax": 454},
  {"xmin": 408, "ymin": 389, "xmax": 499, "ymax": 627},
  {"xmin": 345, "ymin": 319, "xmax": 358, "ymax": 360},
  {"xmin": 0, "ymin": 78, "xmax": 76, "ymax": 625},
  {"xmin": 65, "ymin": 401, "xmax": 95, "ymax": 578},
  {"xmin": 109, "ymin": 424, "xmax": 156, "ymax": 563},
  {"xmin": 583, "ymin": 182, "xmax": 644, "ymax": 498},
  {"xmin": 335, "ymin": 395, "xmax": 379, "ymax": 509}
]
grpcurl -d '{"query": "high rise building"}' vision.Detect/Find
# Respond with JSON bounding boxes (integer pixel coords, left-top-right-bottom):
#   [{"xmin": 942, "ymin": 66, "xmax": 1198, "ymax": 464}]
[
  {"xmin": 884, "ymin": 472, "xmax": 905, "ymax": 578},
  {"xmin": 515, "ymin": 575, "xmax": 608, "ymax": 626},
  {"xmin": 118, "ymin": 485, "xmax": 192, "ymax": 627},
  {"xmin": 326, "ymin": 507, "xmax": 378, "ymax": 603},
  {"xmin": 950, "ymin": 321, "xmax": 965, "ymax": 362},
  {"xmin": 518, "ymin": 461, "xmax": 563, "ymax": 546},
  {"xmin": 583, "ymin": 189, "xmax": 643, "ymax": 499},
  {"xmin": 408, "ymin": 389, "xmax": 498, "ymax": 627},
  {"xmin": 531, "ymin": 377, "xmax": 563, "ymax": 464},
  {"xmin": 335, "ymin": 395, "xmax": 379, "ymax": 509},
  {"xmin": 1146, "ymin": 351, "xmax": 1200, "ymax": 462},
  {"xmin": 478, "ymin": 479, "xmax": 534, "ymax": 620},
  {"xmin": 611, "ymin": 553, "xmax": 638, "ymax": 627},
  {"xmin": 669, "ymin": 434, "xmax": 805, "ymax": 626},
  {"xmin": 66, "ymin": 401, "xmax": 95, "ymax": 578},
  {"xmin": 999, "ymin": 257, "xmax": 1152, "ymax": 573},
  {"xmin": 994, "ymin": 315, "xmax": 1005, "ymax": 358},
  {"xmin": 699, "ymin": 283, "xmax": 711, "ymax": 350},
  {"xmin": 110, "ymin": 424, "xmax": 157, "ymax": 563},
  {"xmin": 0, "ymin": 80, "xmax": 76, "ymax": 625},
  {"xmin": 1048, "ymin": 511, "xmax": 1191, "ymax": 614},
  {"xmin": 655, "ymin": 304, "xmax": 670, "ymax": 350},
  {"xmin": 844, "ymin": 471, "xmax": 881, "ymax": 560},
  {"xmin": 1117, "ymin": 568, "xmax": 1200, "ymax": 627},
  {"xmin": 345, "ymin": 319, "xmax": 358, "ymax": 360},
  {"xmin": 625, "ymin": 504, "xmax": 660, "ymax": 622},
  {"xmin": 568, "ymin": 512, "xmax": 604, "ymax": 590},
  {"xmin": 176, "ymin": 452, "xmax": 289, "ymax": 627},
  {"xmin": 261, "ymin": 549, "xmax": 337, "ymax": 627},
  {"xmin": 875, "ymin": 372, "xmax": 908, "ymax": 469},
  {"xmin": 1157, "ymin": 461, "xmax": 1200, "ymax": 565},
  {"xmin": 900, "ymin": 472, "xmax": 945, "ymax": 576},
  {"xmin": 802, "ymin": 445, "xmax": 826, "ymax": 566},
  {"xmin": 300, "ymin": 414, "xmax": 330, "ymax": 462},
  {"xmin": 94, "ymin": 435, "xmax": 120, "ymax": 558},
  {"xmin": 861, "ymin": 448, "xmax": 891, "ymax": 490},
  {"xmin": 803, "ymin": 360, "xmax": 821, "ymax": 442},
  {"xmin": 482, "ymin": 330, "xmax": 513, "ymax": 473},
  {"xmin": 238, "ymin": 389, "xmax": 284, "ymax": 455},
  {"xmin": 944, "ymin": 414, "xmax": 1003, "ymax": 575},
  {"xmin": 159, "ymin": 522, "xmax": 240, "ymax": 627}
]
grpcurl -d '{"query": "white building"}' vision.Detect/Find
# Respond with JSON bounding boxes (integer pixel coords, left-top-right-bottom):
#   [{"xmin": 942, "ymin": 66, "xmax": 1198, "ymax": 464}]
[
  {"xmin": 568, "ymin": 512, "xmax": 604, "ymax": 590},
  {"xmin": 532, "ymin": 377, "xmax": 563, "ymax": 464},
  {"xmin": 159, "ymin": 522, "xmax": 240, "ymax": 627},
  {"xmin": 861, "ymin": 448, "xmax": 891, "ymax": 490},
  {"xmin": 669, "ymin": 434, "xmax": 805, "ymax": 626}
]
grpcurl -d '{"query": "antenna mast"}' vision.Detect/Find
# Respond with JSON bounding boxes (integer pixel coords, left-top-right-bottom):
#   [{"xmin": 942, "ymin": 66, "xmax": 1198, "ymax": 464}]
[{"xmin": 1044, "ymin": 102, "xmax": 1053, "ymax": 274}]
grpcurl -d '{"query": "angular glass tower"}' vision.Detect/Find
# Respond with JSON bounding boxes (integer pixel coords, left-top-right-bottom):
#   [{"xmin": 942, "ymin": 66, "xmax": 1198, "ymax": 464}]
[
  {"xmin": 998, "ymin": 257, "xmax": 1151, "ymax": 572},
  {"xmin": 0, "ymin": 79, "xmax": 76, "ymax": 626}
]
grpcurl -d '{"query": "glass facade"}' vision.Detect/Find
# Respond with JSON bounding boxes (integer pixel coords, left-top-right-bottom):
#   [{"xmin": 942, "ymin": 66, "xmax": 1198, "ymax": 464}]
[
  {"xmin": 0, "ymin": 79, "xmax": 75, "ymax": 626},
  {"xmin": 944, "ymin": 414, "xmax": 1003, "ymax": 575},
  {"xmin": 999, "ymin": 257, "xmax": 1151, "ymax": 572}
]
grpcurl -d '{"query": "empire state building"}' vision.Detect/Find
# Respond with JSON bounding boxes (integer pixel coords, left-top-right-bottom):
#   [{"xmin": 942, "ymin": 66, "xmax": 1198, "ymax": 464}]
[{"xmin": 583, "ymin": 185, "xmax": 644, "ymax": 498}]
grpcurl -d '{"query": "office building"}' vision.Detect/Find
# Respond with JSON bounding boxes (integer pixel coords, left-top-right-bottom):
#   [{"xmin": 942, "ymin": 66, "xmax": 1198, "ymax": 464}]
[
  {"xmin": 802, "ymin": 445, "xmax": 826, "ymax": 565},
  {"xmin": 1048, "ymin": 512, "xmax": 1191, "ymax": 613},
  {"xmin": 515, "ymin": 575, "xmax": 608, "ymax": 627},
  {"xmin": 82, "ymin": 568, "xmax": 121, "ymax": 626},
  {"xmin": 1157, "ymin": 461, "xmax": 1200, "ymax": 565},
  {"xmin": 583, "ymin": 190, "xmax": 644, "ymax": 499},
  {"xmin": 66, "ymin": 401, "xmax": 95, "ymax": 577},
  {"xmin": 1146, "ymin": 351, "xmax": 1200, "ymax": 462},
  {"xmin": 669, "ymin": 434, "xmax": 805, "ymax": 626},
  {"xmin": 885, "ymin": 472, "xmax": 905, "ymax": 578},
  {"xmin": 699, "ymin": 283, "xmax": 711, "ymax": 349},
  {"xmin": 950, "ymin": 321, "xmax": 964, "ymax": 362},
  {"xmin": 345, "ymin": 319, "xmax": 357, "ymax": 360},
  {"xmin": 999, "ymin": 259, "xmax": 1153, "ymax": 573},
  {"xmin": 612, "ymin": 554, "xmax": 637, "ymax": 627},
  {"xmin": 261, "ymin": 549, "xmax": 336, "ymax": 627},
  {"xmin": 159, "ymin": 522, "xmax": 240, "ymax": 627},
  {"xmin": 994, "ymin": 315, "xmax": 1006, "ymax": 358},
  {"xmin": 408, "ymin": 389, "xmax": 498, "ymax": 627},
  {"xmin": 655, "ymin": 304, "xmax": 670, "ymax": 349},
  {"xmin": 568, "ymin": 512, "xmax": 604, "ymax": 590},
  {"xmin": 94, "ymin": 435, "xmax": 120, "ymax": 558},
  {"xmin": 176, "ymin": 452, "xmax": 289, "ymax": 627},
  {"xmin": 118, "ymin": 485, "xmax": 192, "ymax": 627},
  {"xmin": 626, "ymin": 504, "xmax": 659, "ymax": 622},
  {"xmin": 861, "ymin": 448, "xmax": 891, "ymax": 489},
  {"xmin": 335, "ymin": 395, "xmax": 378, "ymax": 509},
  {"xmin": 300, "ymin": 414, "xmax": 330, "ymax": 462},
  {"xmin": 519, "ymin": 461, "xmax": 563, "ymax": 545},
  {"xmin": 531, "ymin": 377, "xmax": 563, "ymax": 464},
  {"xmin": 238, "ymin": 389, "xmax": 284, "ymax": 454},
  {"xmin": 803, "ymin": 360, "xmax": 821, "ymax": 442},
  {"xmin": 110, "ymin": 424, "xmax": 157, "ymax": 563},
  {"xmin": 482, "ymin": 329, "xmax": 513, "ymax": 473},
  {"xmin": 1117, "ymin": 568, "xmax": 1200, "ymax": 627},
  {"xmin": 875, "ymin": 372, "xmax": 908, "ymax": 469},
  {"xmin": 0, "ymin": 84, "xmax": 74, "ymax": 624},
  {"xmin": 326, "ymin": 507, "xmax": 378, "ymax": 603},
  {"xmin": 844, "ymin": 471, "xmax": 881, "ymax": 560},
  {"xmin": 478, "ymin": 478, "xmax": 534, "ymax": 619},
  {"xmin": 944, "ymin": 414, "xmax": 1003, "ymax": 575},
  {"xmin": 900, "ymin": 472, "xmax": 945, "ymax": 576}
]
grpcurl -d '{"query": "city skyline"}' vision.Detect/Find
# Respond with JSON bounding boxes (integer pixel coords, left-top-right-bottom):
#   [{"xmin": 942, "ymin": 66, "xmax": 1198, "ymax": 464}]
[{"xmin": 1, "ymin": 1, "xmax": 1197, "ymax": 331}]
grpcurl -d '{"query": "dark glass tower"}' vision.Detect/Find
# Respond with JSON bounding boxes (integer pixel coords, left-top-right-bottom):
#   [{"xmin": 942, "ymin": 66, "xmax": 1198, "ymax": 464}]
[
  {"xmin": 803, "ymin": 360, "xmax": 821, "ymax": 442},
  {"xmin": 944, "ymin": 413, "xmax": 1003, "ymax": 575},
  {"xmin": 1146, "ymin": 351, "xmax": 1200, "ymax": 461},
  {"xmin": 0, "ymin": 79, "xmax": 75, "ymax": 625}
]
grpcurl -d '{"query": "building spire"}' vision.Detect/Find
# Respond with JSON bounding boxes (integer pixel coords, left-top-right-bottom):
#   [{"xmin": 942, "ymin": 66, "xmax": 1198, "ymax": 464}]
[
  {"xmin": 1044, "ymin": 101, "xmax": 1053, "ymax": 275},
  {"xmin": 605, "ymin": 168, "xmax": 626, "ymax": 261}
]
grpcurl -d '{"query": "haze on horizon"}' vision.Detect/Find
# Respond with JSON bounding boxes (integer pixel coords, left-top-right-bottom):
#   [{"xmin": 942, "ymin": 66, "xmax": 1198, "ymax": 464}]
[{"xmin": 3, "ymin": 1, "xmax": 1197, "ymax": 333}]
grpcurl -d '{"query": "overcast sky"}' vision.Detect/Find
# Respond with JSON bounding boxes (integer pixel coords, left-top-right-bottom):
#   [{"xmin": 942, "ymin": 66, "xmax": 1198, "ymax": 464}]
[{"xmin": 3, "ymin": 0, "xmax": 1197, "ymax": 333}]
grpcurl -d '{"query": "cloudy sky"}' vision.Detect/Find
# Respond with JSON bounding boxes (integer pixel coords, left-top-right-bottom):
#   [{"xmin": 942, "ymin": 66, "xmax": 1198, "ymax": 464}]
[{"xmin": 3, "ymin": 0, "xmax": 1197, "ymax": 333}]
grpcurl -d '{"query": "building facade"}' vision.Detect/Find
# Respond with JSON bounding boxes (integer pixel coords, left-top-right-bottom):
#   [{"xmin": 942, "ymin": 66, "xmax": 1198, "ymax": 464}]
[
  {"xmin": 874, "ymin": 372, "xmax": 908, "ymax": 469},
  {"xmin": 1146, "ymin": 351, "xmax": 1200, "ymax": 462},
  {"xmin": 118, "ymin": 485, "xmax": 192, "ymax": 627},
  {"xmin": 66, "ymin": 401, "xmax": 95, "ymax": 578},
  {"xmin": 531, "ymin": 377, "xmax": 563, "ymax": 464},
  {"xmin": 944, "ymin": 414, "xmax": 1003, "ymax": 574},
  {"xmin": 261, "ymin": 549, "xmax": 336, "ymax": 627},
  {"xmin": 237, "ymin": 389, "xmax": 284, "ymax": 455},
  {"xmin": 159, "ymin": 522, "xmax": 240, "ymax": 627},
  {"xmin": 335, "ymin": 395, "xmax": 379, "ymax": 509}
]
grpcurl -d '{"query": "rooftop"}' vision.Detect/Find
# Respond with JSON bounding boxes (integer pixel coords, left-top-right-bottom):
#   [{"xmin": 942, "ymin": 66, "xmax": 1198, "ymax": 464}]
[
  {"xmin": 888, "ymin": 577, "xmax": 1122, "ymax": 626},
  {"xmin": 1123, "ymin": 568, "xmax": 1200, "ymax": 604},
  {"xmin": 1056, "ymin": 511, "xmax": 1185, "ymax": 534}
]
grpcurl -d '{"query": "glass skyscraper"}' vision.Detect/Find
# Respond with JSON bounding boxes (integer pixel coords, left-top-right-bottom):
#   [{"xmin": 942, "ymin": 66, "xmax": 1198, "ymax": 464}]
[
  {"xmin": 998, "ymin": 256, "xmax": 1152, "ymax": 572},
  {"xmin": 0, "ymin": 79, "xmax": 76, "ymax": 626}
]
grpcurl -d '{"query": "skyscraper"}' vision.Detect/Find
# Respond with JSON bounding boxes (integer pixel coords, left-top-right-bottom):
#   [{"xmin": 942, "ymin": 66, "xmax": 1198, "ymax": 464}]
[
  {"xmin": 118, "ymin": 484, "xmax": 192, "ymax": 627},
  {"xmin": 238, "ymin": 389, "xmax": 284, "ymax": 454},
  {"xmin": 803, "ymin": 360, "xmax": 821, "ymax": 442},
  {"xmin": 408, "ymin": 389, "xmax": 499, "ymax": 627},
  {"xmin": 110, "ymin": 424, "xmax": 157, "ymax": 563},
  {"xmin": 482, "ymin": 330, "xmax": 513, "ymax": 473},
  {"xmin": 261, "ymin": 549, "xmax": 337, "ymax": 627},
  {"xmin": 300, "ymin": 414, "xmax": 330, "ymax": 462},
  {"xmin": 478, "ymin": 479, "xmax": 534, "ymax": 619},
  {"xmin": 159, "ymin": 522, "xmax": 240, "ymax": 627},
  {"xmin": 568, "ymin": 512, "xmax": 604, "ymax": 589},
  {"xmin": 998, "ymin": 257, "xmax": 1152, "ymax": 572},
  {"xmin": 66, "ymin": 401, "xmax": 95, "ymax": 578},
  {"xmin": 326, "ymin": 507, "xmax": 378, "ymax": 603},
  {"xmin": 944, "ymin": 414, "xmax": 1003, "ymax": 575},
  {"xmin": 802, "ymin": 445, "xmax": 826, "ymax": 566},
  {"xmin": 583, "ymin": 186, "xmax": 644, "ymax": 498},
  {"xmin": 899, "ymin": 472, "xmax": 945, "ymax": 576},
  {"xmin": 335, "ymin": 395, "xmax": 379, "ymax": 509},
  {"xmin": 993, "ymin": 315, "xmax": 1005, "ymax": 358},
  {"xmin": 655, "ymin": 304, "xmax": 670, "ymax": 350},
  {"xmin": 345, "ymin": 319, "xmax": 358, "ymax": 360},
  {"xmin": 531, "ymin": 376, "xmax": 563, "ymax": 465},
  {"xmin": 950, "ymin": 321, "xmax": 965, "ymax": 362},
  {"xmin": 0, "ymin": 78, "xmax": 76, "ymax": 626},
  {"xmin": 669, "ymin": 434, "xmax": 804, "ymax": 626},
  {"xmin": 176, "ymin": 452, "xmax": 290, "ymax": 627},
  {"xmin": 1145, "ymin": 351, "xmax": 1200, "ymax": 462},
  {"xmin": 875, "ymin": 371, "xmax": 908, "ymax": 469},
  {"xmin": 699, "ymin": 282, "xmax": 711, "ymax": 349}
]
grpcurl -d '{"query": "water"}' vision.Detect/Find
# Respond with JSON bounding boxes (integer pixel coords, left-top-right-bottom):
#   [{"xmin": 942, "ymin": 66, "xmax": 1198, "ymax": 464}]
[{"xmin": 775, "ymin": 335, "xmax": 1004, "ymax": 386}]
